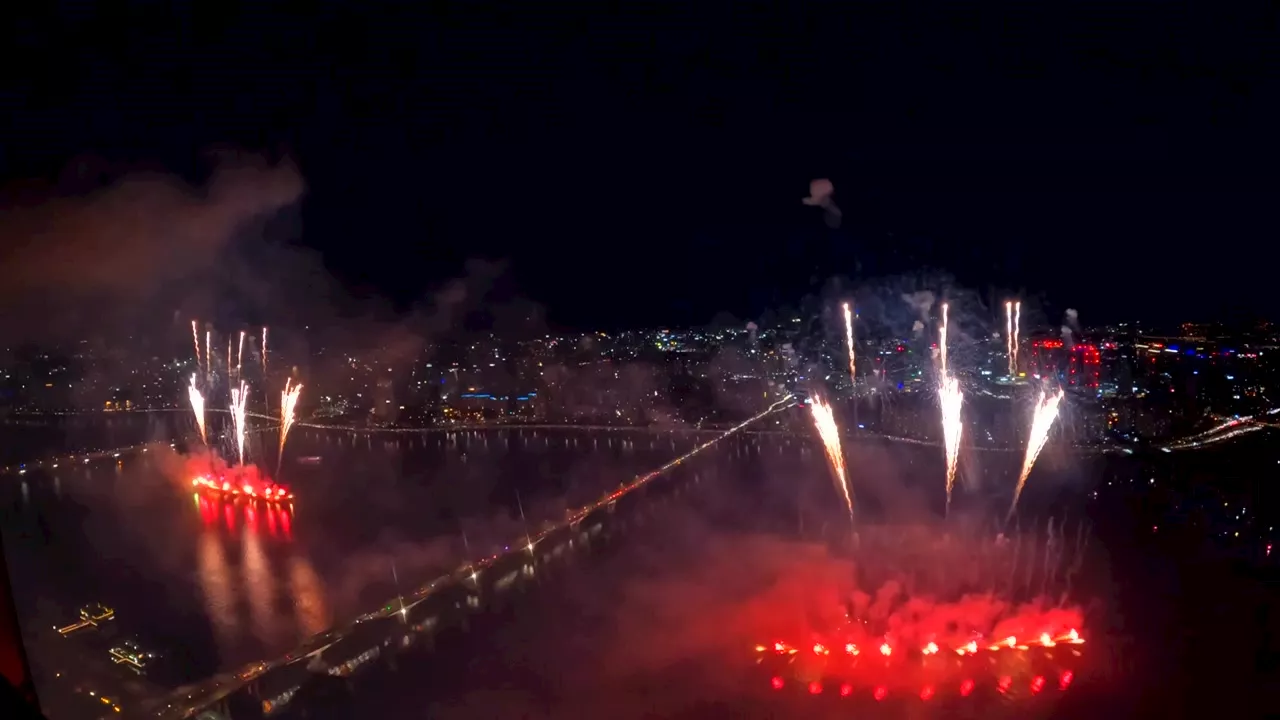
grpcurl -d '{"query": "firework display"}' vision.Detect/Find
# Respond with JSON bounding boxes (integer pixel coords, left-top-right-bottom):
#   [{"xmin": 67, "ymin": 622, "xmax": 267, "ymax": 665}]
[
  {"xmin": 937, "ymin": 303, "xmax": 964, "ymax": 514},
  {"xmin": 765, "ymin": 296, "xmax": 1090, "ymax": 707},
  {"xmin": 186, "ymin": 321, "xmax": 304, "ymax": 507}
]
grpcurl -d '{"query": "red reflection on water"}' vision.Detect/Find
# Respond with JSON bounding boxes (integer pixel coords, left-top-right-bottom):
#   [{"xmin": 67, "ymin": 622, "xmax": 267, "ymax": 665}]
[
  {"xmin": 959, "ymin": 678, "xmax": 975, "ymax": 697},
  {"xmin": 1059, "ymin": 671, "xmax": 1074, "ymax": 690},
  {"xmin": 195, "ymin": 495, "xmax": 292, "ymax": 543},
  {"xmin": 770, "ymin": 676, "xmax": 784, "ymax": 691},
  {"xmin": 839, "ymin": 683, "xmax": 852, "ymax": 697},
  {"xmin": 808, "ymin": 681, "xmax": 822, "ymax": 695},
  {"xmin": 920, "ymin": 685, "xmax": 934, "ymax": 701},
  {"xmin": 1030, "ymin": 675, "xmax": 1045, "ymax": 694},
  {"xmin": 873, "ymin": 686, "xmax": 887, "ymax": 701}
]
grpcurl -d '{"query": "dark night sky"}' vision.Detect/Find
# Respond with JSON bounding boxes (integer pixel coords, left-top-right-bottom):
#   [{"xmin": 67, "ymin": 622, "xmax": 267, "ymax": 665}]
[{"xmin": 2, "ymin": 3, "xmax": 1278, "ymax": 330}]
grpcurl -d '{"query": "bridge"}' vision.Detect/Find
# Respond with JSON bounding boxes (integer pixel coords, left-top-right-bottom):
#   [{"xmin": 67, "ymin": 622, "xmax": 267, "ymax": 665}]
[{"xmin": 134, "ymin": 397, "xmax": 796, "ymax": 719}]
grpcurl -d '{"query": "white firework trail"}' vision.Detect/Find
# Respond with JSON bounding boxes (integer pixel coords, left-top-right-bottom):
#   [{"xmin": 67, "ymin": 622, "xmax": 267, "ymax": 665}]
[
  {"xmin": 1008, "ymin": 388, "xmax": 1065, "ymax": 522},
  {"xmin": 809, "ymin": 397, "xmax": 854, "ymax": 520},
  {"xmin": 938, "ymin": 302, "xmax": 963, "ymax": 514},
  {"xmin": 1005, "ymin": 301, "xmax": 1015, "ymax": 376},
  {"xmin": 1013, "ymin": 301, "xmax": 1021, "ymax": 373},
  {"xmin": 278, "ymin": 379, "xmax": 304, "ymax": 474},
  {"xmin": 230, "ymin": 381, "xmax": 250, "ymax": 467},
  {"xmin": 188, "ymin": 374, "xmax": 206, "ymax": 446},
  {"xmin": 841, "ymin": 302, "xmax": 856, "ymax": 385},
  {"xmin": 191, "ymin": 320, "xmax": 202, "ymax": 374}
]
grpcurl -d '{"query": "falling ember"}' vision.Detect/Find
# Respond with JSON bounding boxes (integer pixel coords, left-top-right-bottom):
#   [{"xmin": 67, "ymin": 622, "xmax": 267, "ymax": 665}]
[
  {"xmin": 191, "ymin": 320, "xmax": 202, "ymax": 373},
  {"xmin": 841, "ymin": 302, "xmax": 856, "ymax": 385},
  {"xmin": 1008, "ymin": 388, "xmax": 1065, "ymax": 521},
  {"xmin": 237, "ymin": 331, "xmax": 245, "ymax": 378},
  {"xmin": 278, "ymin": 379, "xmax": 303, "ymax": 474},
  {"xmin": 809, "ymin": 397, "xmax": 854, "ymax": 519},
  {"xmin": 187, "ymin": 374, "xmax": 206, "ymax": 446},
  {"xmin": 938, "ymin": 302, "xmax": 964, "ymax": 513},
  {"xmin": 229, "ymin": 381, "xmax": 250, "ymax": 467}
]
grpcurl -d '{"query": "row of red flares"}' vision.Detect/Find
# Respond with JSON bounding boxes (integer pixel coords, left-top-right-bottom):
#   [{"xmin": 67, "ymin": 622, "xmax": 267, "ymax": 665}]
[
  {"xmin": 760, "ymin": 629, "xmax": 1084, "ymax": 661},
  {"xmin": 771, "ymin": 670, "xmax": 1074, "ymax": 699}
]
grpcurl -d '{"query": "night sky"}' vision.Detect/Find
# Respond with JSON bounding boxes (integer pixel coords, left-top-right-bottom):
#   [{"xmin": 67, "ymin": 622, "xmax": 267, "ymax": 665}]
[{"xmin": 3, "ymin": 4, "xmax": 1277, "ymax": 331}]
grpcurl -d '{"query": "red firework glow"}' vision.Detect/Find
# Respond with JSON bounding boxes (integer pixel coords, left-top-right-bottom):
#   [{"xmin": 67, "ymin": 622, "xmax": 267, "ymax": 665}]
[
  {"xmin": 600, "ymin": 529, "xmax": 1088, "ymax": 707},
  {"xmin": 184, "ymin": 452, "xmax": 293, "ymax": 503}
]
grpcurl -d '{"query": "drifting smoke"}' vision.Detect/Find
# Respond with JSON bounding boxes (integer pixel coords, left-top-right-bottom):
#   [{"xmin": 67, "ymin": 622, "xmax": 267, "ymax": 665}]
[
  {"xmin": 0, "ymin": 152, "xmax": 304, "ymax": 341},
  {"xmin": 801, "ymin": 178, "xmax": 843, "ymax": 229},
  {"xmin": 901, "ymin": 290, "xmax": 936, "ymax": 324}
]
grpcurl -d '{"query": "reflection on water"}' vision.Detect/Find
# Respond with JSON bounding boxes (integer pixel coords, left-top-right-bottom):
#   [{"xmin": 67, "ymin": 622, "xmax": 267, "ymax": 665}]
[
  {"xmin": 194, "ymin": 494, "xmax": 318, "ymax": 657},
  {"xmin": 288, "ymin": 555, "xmax": 331, "ymax": 638},
  {"xmin": 196, "ymin": 527, "xmax": 238, "ymax": 651},
  {"xmin": 241, "ymin": 521, "xmax": 276, "ymax": 647}
]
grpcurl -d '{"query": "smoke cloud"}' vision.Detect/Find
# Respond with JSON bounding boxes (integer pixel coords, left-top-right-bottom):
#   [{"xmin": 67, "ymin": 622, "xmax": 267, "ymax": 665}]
[
  {"xmin": 0, "ymin": 153, "xmax": 304, "ymax": 341},
  {"xmin": 801, "ymin": 178, "xmax": 843, "ymax": 229}
]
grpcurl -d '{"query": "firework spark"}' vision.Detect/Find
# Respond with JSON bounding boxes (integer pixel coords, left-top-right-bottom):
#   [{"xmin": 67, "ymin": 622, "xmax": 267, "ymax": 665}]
[
  {"xmin": 188, "ymin": 374, "xmax": 206, "ymax": 446},
  {"xmin": 1008, "ymin": 388, "xmax": 1065, "ymax": 522},
  {"xmin": 1013, "ymin": 301, "xmax": 1021, "ymax": 374},
  {"xmin": 229, "ymin": 381, "xmax": 250, "ymax": 467},
  {"xmin": 261, "ymin": 327, "xmax": 268, "ymax": 373},
  {"xmin": 205, "ymin": 330, "xmax": 211, "ymax": 381},
  {"xmin": 191, "ymin": 320, "xmax": 202, "ymax": 374},
  {"xmin": 1005, "ymin": 302, "xmax": 1014, "ymax": 375},
  {"xmin": 938, "ymin": 303, "xmax": 964, "ymax": 514},
  {"xmin": 226, "ymin": 337, "xmax": 232, "ymax": 379},
  {"xmin": 237, "ymin": 330, "xmax": 245, "ymax": 378},
  {"xmin": 278, "ymin": 379, "xmax": 303, "ymax": 474},
  {"xmin": 809, "ymin": 397, "xmax": 853, "ymax": 520},
  {"xmin": 841, "ymin": 302, "xmax": 856, "ymax": 385},
  {"xmin": 939, "ymin": 303, "xmax": 949, "ymax": 375},
  {"xmin": 940, "ymin": 375, "xmax": 964, "ymax": 513}
]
